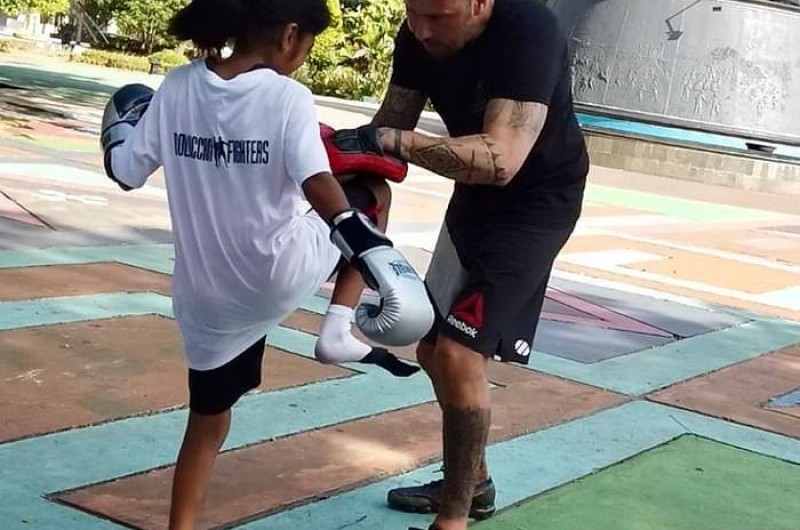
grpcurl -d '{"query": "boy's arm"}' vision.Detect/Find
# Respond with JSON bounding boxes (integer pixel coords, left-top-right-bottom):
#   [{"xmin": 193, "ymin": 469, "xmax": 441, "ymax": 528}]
[
  {"xmin": 101, "ymin": 84, "xmax": 162, "ymax": 190},
  {"xmin": 301, "ymin": 171, "xmax": 352, "ymax": 223}
]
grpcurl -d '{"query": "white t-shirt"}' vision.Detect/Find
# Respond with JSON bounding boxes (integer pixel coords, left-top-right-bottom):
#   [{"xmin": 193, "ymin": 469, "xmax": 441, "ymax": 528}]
[{"xmin": 111, "ymin": 59, "xmax": 338, "ymax": 370}]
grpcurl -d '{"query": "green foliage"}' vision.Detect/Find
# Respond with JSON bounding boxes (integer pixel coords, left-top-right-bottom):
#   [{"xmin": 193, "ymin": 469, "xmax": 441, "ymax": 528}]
[
  {"xmin": 0, "ymin": 0, "xmax": 21, "ymax": 15},
  {"xmin": 28, "ymin": 0, "xmax": 68, "ymax": 17},
  {"xmin": 56, "ymin": 0, "xmax": 409, "ymax": 102},
  {"xmin": 70, "ymin": 49, "xmax": 151, "ymax": 71},
  {"xmin": 114, "ymin": 0, "xmax": 188, "ymax": 53},
  {"xmin": 148, "ymin": 47, "xmax": 188, "ymax": 72},
  {"xmin": 295, "ymin": 0, "xmax": 405, "ymax": 101},
  {"xmin": 71, "ymin": 47, "xmax": 188, "ymax": 73},
  {"xmin": 0, "ymin": 0, "xmax": 69, "ymax": 17},
  {"xmin": 305, "ymin": 0, "xmax": 345, "ymax": 72},
  {"xmin": 340, "ymin": 0, "xmax": 405, "ymax": 99},
  {"xmin": 80, "ymin": 0, "xmax": 128, "ymax": 32}
]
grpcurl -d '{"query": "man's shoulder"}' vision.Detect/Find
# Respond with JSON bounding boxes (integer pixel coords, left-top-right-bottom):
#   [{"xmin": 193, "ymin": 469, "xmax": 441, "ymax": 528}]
[{"xmin": 491, "ymin": 0, "xmax": 560, "ymax": 35}]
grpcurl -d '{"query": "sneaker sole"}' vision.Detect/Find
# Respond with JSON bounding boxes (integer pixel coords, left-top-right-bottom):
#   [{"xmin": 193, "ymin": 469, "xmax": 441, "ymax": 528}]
[{"xmin": 387, "ymin": 500, "xmax": 496, "ymax": 520}]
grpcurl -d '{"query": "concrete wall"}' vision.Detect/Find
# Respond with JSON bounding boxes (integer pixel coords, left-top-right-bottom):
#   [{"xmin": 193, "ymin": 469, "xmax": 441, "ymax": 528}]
[
  {"xmin": 584, "ymin": 130, "xmax": 800, "ymax": 195},
  {"xmin": 549, "ymin": 0, "xmax": 800, "ymax": 146}
]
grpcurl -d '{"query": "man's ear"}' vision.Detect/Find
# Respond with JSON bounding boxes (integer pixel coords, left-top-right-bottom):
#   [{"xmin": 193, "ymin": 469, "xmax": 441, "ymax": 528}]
[{"xmin": 472, "ymin": 0, "xmax": 491, "ymax": 17}]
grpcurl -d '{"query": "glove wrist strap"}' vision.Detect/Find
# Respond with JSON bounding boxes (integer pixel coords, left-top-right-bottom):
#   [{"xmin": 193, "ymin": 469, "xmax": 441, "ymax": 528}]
[{"xmin": 330, "ymin": 209, "xmax": 392, "ymax": 262}]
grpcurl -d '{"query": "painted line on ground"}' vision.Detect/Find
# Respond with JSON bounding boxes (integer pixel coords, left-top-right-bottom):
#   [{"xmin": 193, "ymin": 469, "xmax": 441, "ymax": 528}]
[{"xmin": 234, "ymin": 400, "xmax": 800, "ymax": 530}]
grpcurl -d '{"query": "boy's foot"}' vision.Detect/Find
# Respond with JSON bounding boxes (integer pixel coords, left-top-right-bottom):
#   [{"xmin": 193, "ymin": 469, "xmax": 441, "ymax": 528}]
[
  {"xmin": 360, "ymin": 347, "xmax": 420, "ymax": 377},
  {"xmin": 388, "ymin": 477, "xmax": 496, "ymax": 520}
]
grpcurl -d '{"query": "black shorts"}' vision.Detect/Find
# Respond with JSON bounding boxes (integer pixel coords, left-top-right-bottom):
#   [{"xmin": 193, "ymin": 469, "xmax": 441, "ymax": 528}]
[
  {"xmin": 187, "ymin": 180, "xmax": 378, "ymax": 415},
  {"xmin": 421, "ymin": 221, "xmax": 575, "ymax": 364},
  {"xmin": 188, "ymin": 336, "xmax": 266, "ymax": 415}
]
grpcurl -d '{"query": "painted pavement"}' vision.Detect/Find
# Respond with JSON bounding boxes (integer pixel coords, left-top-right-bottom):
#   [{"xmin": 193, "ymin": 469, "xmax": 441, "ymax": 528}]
[{"xmin": 1, "ymin": 56, "xmax": 799, "ymax": 530}]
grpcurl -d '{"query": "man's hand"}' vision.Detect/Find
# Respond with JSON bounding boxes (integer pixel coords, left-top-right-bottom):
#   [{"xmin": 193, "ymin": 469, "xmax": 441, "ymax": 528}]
[
  {"xmin": 330, "ymin": 124, "xmax": 384, "ymax": 155},
  {"xmin": 321, "ymin": 123, "xmax": 407, "ymax": 183}
]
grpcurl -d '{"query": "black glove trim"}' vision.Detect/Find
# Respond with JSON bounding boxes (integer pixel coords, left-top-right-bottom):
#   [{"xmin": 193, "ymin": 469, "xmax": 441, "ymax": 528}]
[
  {"xmin": 330, "ymin": 208, "xmax": 393, "ymax": 290},
  {"xmin": 331, "ymin": 124, "xmax": 383, "ymax": 155},
  {"xmin": 102, "ymin": 145, "xmax": 133, "ymax": 191}
]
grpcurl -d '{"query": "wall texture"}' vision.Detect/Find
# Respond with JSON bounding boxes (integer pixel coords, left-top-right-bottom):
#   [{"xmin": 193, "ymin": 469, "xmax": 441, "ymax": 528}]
[{"xmin": 549, "ymin": 0, "xmax": 800, "ymax": 145}]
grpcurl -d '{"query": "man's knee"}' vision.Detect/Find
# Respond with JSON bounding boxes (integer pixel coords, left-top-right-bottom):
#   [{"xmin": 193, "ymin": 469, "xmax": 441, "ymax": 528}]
[{"xmin": 432, "ymin": 335, "xmax": 487, "ymax": 379}]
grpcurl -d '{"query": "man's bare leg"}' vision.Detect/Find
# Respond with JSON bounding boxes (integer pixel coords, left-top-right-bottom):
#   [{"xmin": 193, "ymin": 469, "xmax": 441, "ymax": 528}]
[
  {"xmin": 424, "ymin": 336, "xmax": 491, "ymax": 530},
  {"xmin": 417, "ymin": 341, "xmax": 490, "ymax": 484}
]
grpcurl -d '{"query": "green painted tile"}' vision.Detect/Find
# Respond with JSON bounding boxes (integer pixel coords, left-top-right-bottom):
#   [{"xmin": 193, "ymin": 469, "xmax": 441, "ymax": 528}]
[
  {"xmin": 475, "ymin": 435, "xmax": 800, "ymax": 530},
  {"xmin": 585, "ymin": 184, "xmax": 782, "ymax": 223}
]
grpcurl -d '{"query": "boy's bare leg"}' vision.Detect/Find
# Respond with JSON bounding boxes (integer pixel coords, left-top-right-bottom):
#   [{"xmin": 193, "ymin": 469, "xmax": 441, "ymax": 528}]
[
  {"xmin": 314, "ymin": 177, "xmax": 419, "ymax": 376},
  {"xmin": 330, "ymin": 176, "xmax": 391, "ymax": 306},
  {"xmin": 169, "ymin": 409, "xmax": 231, "ymax": 530}
]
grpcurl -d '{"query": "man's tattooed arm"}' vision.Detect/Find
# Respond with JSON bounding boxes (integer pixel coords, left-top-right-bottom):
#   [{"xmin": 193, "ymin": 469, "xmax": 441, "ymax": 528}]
[
  {"xmin": 438, "ymin": 405, "xmax": 492, "ymax": 518},
  {"xmin": 378, "ymin": 98, "xmax": 547, "ymax": 186},
  {"xmin": 371, "ymin": 84, "xmax": 428, "ymax": 131}
]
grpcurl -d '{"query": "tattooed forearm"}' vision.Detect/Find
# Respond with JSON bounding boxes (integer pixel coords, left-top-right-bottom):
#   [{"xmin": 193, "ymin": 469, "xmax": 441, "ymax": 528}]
[
  {"xmin": 404, "ymin": 133, "xmax": 511, "ymax": 186},
  {"xmin": 439, "ymin": 405, "xmax": 491, "ymax": 519},
  {"xmin": 376, "ymin": 98, "xmax": 546, "ymax": 186}
]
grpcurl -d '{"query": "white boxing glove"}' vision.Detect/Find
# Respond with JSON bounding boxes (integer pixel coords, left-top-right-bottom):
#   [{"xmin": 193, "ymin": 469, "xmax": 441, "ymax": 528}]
[
  {"xmin": 330, "ymin": 209, "xmax": 435, "ymax": 346},
  {"xmin": 100, "ymin": 83, "xmax": 154, "ymax": 191}
]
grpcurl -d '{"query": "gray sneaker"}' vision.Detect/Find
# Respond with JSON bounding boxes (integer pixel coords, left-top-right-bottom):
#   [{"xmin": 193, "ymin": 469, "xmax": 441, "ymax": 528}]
[{"xmin": 388, "ymin": 477, "xmax": 496, "ymax": 520}]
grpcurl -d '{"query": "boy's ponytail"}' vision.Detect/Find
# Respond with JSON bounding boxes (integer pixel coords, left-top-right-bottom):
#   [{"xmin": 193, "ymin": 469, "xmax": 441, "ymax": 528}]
[
  {"xmin": 169, "ymin": 0, "xmax": 245, "ymax": 54},
  {"xmin": 169, "ymin": 0, "xmax": 332, "ymax": 55}
]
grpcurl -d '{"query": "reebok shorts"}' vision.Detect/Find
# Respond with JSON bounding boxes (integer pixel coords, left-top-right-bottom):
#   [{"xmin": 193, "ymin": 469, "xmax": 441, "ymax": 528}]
[{"xmin": 422, "ymin": 220, "xmax": 574, "ymax": 363}]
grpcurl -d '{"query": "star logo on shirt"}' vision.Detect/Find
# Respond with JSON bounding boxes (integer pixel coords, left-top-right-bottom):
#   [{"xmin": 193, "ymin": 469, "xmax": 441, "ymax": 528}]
[{"xmin": 213, "ymin": 136, "xmax": 229, "ymax": 167}]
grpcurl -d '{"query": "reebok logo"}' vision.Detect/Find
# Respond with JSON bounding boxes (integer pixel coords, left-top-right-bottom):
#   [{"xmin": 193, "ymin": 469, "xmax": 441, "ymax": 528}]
[
  {"xmin": 447, "ymin": 315, "xmax": 478, "ymax": 338},
  {"xmin": 447, "ymin": 292, "xmax": 485, "ymax": 338},
  {"xmin": 450, "ymin": 292, "xmax": 485, "ymax": 328}
]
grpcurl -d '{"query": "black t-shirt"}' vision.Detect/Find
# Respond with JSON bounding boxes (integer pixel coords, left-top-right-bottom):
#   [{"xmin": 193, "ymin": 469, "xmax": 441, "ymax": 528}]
[{"xmin": 391, "ymin": 0, "xmax": 589, "ymax": 229}]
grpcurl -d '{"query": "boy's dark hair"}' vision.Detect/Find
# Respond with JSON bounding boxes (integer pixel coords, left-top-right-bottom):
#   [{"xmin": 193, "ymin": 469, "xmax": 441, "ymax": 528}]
[{"xmin": 169, "ymin": 0, "xmax": 331, "ymax": 54}]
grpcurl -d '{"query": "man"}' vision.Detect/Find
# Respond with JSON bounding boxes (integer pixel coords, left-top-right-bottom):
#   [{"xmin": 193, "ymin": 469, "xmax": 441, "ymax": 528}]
[{"xmin": 334, "ymin": 0, "xmax": 588, "ymax": 529}]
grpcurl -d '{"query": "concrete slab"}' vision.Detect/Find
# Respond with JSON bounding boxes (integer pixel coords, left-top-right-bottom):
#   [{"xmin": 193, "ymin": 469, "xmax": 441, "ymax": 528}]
[
  {"xmin": 769, "ymin": 389, "xmax": 800, "ymax": 408},
  {"xmin": 630, "ymin": 227, "xmax": 800, "ymax": 266},
  {"xmin": 0, "ymin": 144, "xmax": 38, "ymax": 158},
  {"xmin": 767, "ymin": 224, "xmax": 800, "ymax": 235},
  {"xmin": 533, "ymin": 320, "xmax": 673, "ymax": 363},
  {"xmin": 562, "ymin": 235, "xmax": 800, "ymax": 295},
  {"xmin": 0, "ymin": 190, "xmax": 47, "ymax": 227},
  {"xmin": 548, "ymin": 276, "xmax": 745, "ymax": 338},
  {"xmin": 472, "ymin": 435, "xmax": 800, "ymax": 530},
  {"xmin": 557, "ymin": 235, "xmax": 800, "ymax": 320},
  {"xmin": 649, "ymin": 345, "xmax": 800, "ymax": 439},
  {"xmin": 768, "ymin": 389, "xmax": 800, "ymax": 420},
  {"xmin": 0, "ymin": 262, "xmax": 170, "ymax": 301},
  {"xmin": 54, "ymin": 373, "xmax": 624, "ymax": 530},
  {"xmin": 0, "ymin": 316, "xmax": 352, "ymax": 443}
]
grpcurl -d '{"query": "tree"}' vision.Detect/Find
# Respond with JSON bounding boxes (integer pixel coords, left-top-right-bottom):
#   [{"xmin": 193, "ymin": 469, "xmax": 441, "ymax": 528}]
[
  {"xmin": 0, "ymin": 0, "xmax": 69, "ymax": 17},
  {"xmin": 77, "ymin": 0, "xmax": 126, "ymax": 31},
  {"xmin": 114, "ymin": 0, "xmax": 186, "ymax": 53},
  {"xmin": 28, "ymin": 0, "xmax": 69, "ymax": 17}
]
